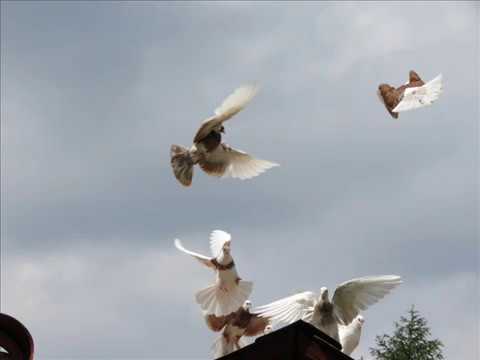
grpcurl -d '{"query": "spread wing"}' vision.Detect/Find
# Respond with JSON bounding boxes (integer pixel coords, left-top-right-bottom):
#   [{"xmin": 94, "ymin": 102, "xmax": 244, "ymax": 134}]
[
  {"xmin": 205, "ymin": 312, "xmax": 236, "ymax": 332},
  {"xmin": 254, "ymin": 291, "xmax": 317, "ymax": 326},
  {"xmin": 332, "ymin": 275, "xmax": 402, "ymax": 325},
  {"xmin": 244, "ymin": 314, "xmax": 270, "ymax": 337},
  {"xmin": 393, "ymin": 74, "xmax": 443, "ymax": 112},
  {"xmin": 198, "ymin": 144, "xmax": 278, "ymax": 180},
  {"xmin": 174, "ymin": 239, "xmax": 215, "ymax": 269},
  {"xmin": 193, "ymin": 84, "xmax": 258, "ymax": 143},
  {"xmin": 209, "ymin": 230, "xmax": 232, "ymax": 258}
]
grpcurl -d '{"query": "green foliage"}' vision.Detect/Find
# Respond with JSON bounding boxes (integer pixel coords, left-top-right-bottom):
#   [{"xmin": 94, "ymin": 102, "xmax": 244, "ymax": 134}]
[{"xmin": 370, "ymin": 305, "xmax": 444, "ymax": 360}]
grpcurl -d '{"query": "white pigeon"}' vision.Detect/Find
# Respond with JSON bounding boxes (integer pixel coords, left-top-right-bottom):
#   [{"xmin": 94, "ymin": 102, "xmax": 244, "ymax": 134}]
[
  {"xmin": 392, "ymin": 74, "xmax": 443, "ymax": 113},
  {"xmin": 174, "ymin": 230, "xmax": 253, "ymax": 316},
  {"xmin": 254, "ymin": 275, "xmax": 402, "ymax": 343},
  {"xmin": 205, "ymin": 300, "xmax": 271, "ymax": 359},
  {"xmin": 339, "ymin": 314, "xmax": 364, "ymax": 355},
  {"xmin": 170, "ymin": 84, "xmax": 278, "ymax": 186}
]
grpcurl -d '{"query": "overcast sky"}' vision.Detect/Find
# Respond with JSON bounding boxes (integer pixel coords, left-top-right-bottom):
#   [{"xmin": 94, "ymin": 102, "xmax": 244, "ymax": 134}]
[{"xmin": 1, "ymin": 1, "xmax": 478, "ymax": 359}]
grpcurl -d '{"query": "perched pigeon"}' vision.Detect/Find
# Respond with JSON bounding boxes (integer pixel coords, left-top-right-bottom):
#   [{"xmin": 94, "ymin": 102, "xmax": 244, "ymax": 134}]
[
  {"xmin": 206, "ymin": 300, "xmax": 271, "ymax": 359},
  {"xmin": 170, "ymin": 84, "xmax": 278, "ymax": 186},
  {"xmin": 339, "ymin": 314, "xmax": 364, "ymax": 356},
  {"xmin": 254, "ymin": 275, "xmax": 402, "ymax": 342},
  {"xmin": 174, "ymin": 230, "xmax": 253, "ymax": 316},
  {"xmin": 377, "ymin": 71, "xmax": 443, "ymax": 118}
]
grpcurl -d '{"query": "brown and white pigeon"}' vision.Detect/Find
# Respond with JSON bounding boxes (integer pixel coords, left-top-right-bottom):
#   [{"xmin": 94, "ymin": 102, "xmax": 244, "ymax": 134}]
[
  {"xmin": 339, "ymin": 314, "xmax": 364, "ymax": 355},
  {"xmin": 205, "ymin": 300, "xmax": 271, "ymax": 359},
  {"xmin": 377, "ymin": 71, "xmax": 443, "ymax": 118},
  {"xmin": 255, "ymin": 275, "xmax": 402, "ymax": 343},
  {"xmin": 170, "ymin": 84, "xmax": 278, "ymax": 186},
  {"xmin": 174, "ymin": 230, "xmax": 253, "ymax": 317}
]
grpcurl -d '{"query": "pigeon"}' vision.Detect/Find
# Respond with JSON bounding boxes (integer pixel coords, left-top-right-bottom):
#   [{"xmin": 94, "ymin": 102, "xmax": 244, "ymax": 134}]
[
  {"xmin": 170, "ymin": 84, "xmax": 278, "ymax": 186},
  {"xmin": 254, "ymin": 275, "xmax": 402, "ymax": 342},
  {"xmin": 174, "ymin": 230, "xmax": 253, "ymax": 316},
  {"xmin": 205, "ymin": 300, "xmax": 271, "ymax": 359},
  {"xmin": 377, "ymin": 71, "xmax": 443, "ymax": 118},
  {"xmin": 339, "ymin": 314, "xmax": 364, "ymax": 355}
]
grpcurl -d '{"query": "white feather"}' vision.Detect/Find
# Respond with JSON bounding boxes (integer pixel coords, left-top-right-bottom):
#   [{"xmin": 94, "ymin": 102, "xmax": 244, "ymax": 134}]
[
  {"xmin": 196, "ymin": 280, "xmax": 253, "ymax": 317},
  {"xmin": 214, "ymin": 84, "xmax": 259, "ymax": 120},
  {"xmin": 211, "ymin": 333, "xmax": 232, "ymax": 359},
  {"xmin": 174, "ymin": 239, "xmax": 214, "ymax": 268},
  {"xmin": 254, "ymin": 291, "xmax": 317, "ymax": 326},
  {"xmin": 193, "ymin": 84, "xmax": 259, "ymax": 143},
  {"xmin": 203, "ymin": 145, "xmax": 279, "ymax": 180},
  {"xmin": 339, "ymin": 315, "xmax": 363, "ymax": 355},
  {"xmin": 210, "ymin": 230, "xmax": 232, "ymax": 257},
  {"xmin": 393, "ymin": 74, "xmax": 443, "ymax": 112},
  {"xmin": 332, "ymin": 275, "xmax": 402, "ymax": 325}
]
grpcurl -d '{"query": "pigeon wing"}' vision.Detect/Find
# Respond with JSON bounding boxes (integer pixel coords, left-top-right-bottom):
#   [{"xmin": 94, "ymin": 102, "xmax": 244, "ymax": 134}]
[
  {"xmin": 254, "ymin": 291, "xmax": 317, "ymax": 326},
  {"xmin": 174, "ymin": 239, "xmax": 215, "ymax": 269},
  {"xmin": 205, "ymin": 312, "xmax": 236, "ymax": 332},
  {"xmin": 209, "ymin": 230, "xmax": 232, "ymax": 258},
  {"xmin": 332, "ymin": 275, "xmax": 402, "ymax": 325},
  {"xmin": 244, "ymin": 314, "xmax": 270, "ymax": 337},
  {"xmin": 193, "ymin": 84, "xmax": 258, "ymax": 143},
  {"xmin": 198, "ymin": 144, "xmax": 278, "ymax": 180},
  {"xmin": 393, "ymin": 74, "xmax": 443, "ymax": 112}
]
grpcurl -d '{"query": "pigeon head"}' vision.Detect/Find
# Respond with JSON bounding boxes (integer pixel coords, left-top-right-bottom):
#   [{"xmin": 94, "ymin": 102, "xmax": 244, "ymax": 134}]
[
  {"xmin": 319, "ymin": 287, "xmax": 329, "ymax": 301},
  {"xmin": 357, "ymin": 315, "xmax": 365, "ymax": 326},
  {"xmin": 222, "ymin": 241, "xmax": 231, "ymax": 255},
  {"xmin": 243, "ymin": 300, "xmax": 252, "ymax": 311},
  {"xmin": 264, "ymin": 325, "xmax": 272, "ymax": 334},
  {"xmin": 212, "ymin": 124, "xmax": 225, "ymax": 134}
]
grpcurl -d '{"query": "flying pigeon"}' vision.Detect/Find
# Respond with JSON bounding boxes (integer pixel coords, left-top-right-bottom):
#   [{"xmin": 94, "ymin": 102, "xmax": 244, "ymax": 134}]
[
  {"xmin": 205, "ymin": 300, "xmax": 271, "ymax": 358},
  {"xmin": 339, "ymin": 314, "xmax": 364, "ymax": 356},
  {"xmin": 377, "ymin": 71, "xmax": 443, "ymax": 118},
  {"xmin": 170, "ymin": 84, "xmax": 278, "ymax": 186},
  {"xmin": 174, "ymin": 230, "xmax": 253, "ymax": 316},
  {"xmin": 254, "ymin": 275, "xmax": 402, "ymax": 343}
]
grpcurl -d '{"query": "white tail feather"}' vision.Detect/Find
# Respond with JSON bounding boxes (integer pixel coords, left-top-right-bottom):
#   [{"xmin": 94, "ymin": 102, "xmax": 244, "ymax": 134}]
[
  {"xmin": 211, "ymin": 334, "xmax": 232, "ymax": 359},
  {"xmin": 196, "ymin": 281, "xmax": 253, "ymax": 316}
]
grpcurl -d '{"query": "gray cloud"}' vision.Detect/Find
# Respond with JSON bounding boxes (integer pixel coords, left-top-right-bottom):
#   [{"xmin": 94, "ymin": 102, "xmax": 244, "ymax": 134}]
[{"xmin": 1, "ymin": 1, "xmax": 478, "ymax": 359}]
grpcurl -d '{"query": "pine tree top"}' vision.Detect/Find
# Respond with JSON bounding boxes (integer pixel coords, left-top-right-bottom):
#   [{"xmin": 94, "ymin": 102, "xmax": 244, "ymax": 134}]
[{"xmin": 370, "ymin": 305, "xmax": 444, "ymax": 360}]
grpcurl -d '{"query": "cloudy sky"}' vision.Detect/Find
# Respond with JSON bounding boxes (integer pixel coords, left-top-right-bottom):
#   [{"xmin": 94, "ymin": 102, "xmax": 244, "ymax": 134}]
[{"xmin": 1, "ymin": 1, "xmax": 478, "ymax": 359}]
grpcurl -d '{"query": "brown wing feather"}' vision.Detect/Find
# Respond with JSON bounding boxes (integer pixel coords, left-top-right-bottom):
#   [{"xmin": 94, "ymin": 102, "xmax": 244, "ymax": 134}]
[
  {"xmin": 244, "ymin": 314, "xmax": 270, "ymax": 337},
  {"xmin": 205, "ymin": 313, "xmax": 236, "ymax": 332},
  {"xmin": 409, "ymin": 70, "xmax": 423, "ymax": 84},
  {"xmin": 378, "ymin": 85, "xmax": 400, "ymax": 118},
  {"xmin": 193, "ymin": 116, "xmax": 219, "ymax": 144},
  {"xmin": 198, "ymin": 160, "xmax": 227, "ymax": 177}
]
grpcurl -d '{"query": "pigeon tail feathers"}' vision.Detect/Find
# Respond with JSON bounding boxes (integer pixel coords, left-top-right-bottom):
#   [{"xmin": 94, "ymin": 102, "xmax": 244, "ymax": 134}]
[
  {"xmin": 170, "ymin": 144, "xmax": 194, "ymax": 186},
  {"xmin": 196, "ymin": 280, "xmax": 253, "ymax": 317},
  {"xmin": 211, "ymin": 333, "xmax": 232, "ymax": 359}
]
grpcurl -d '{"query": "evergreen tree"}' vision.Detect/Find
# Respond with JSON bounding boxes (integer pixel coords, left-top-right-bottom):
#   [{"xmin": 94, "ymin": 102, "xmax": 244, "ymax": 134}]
[{"xmin": 370, "ymin": 305, "xmax": 444, "ymax": 360}]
